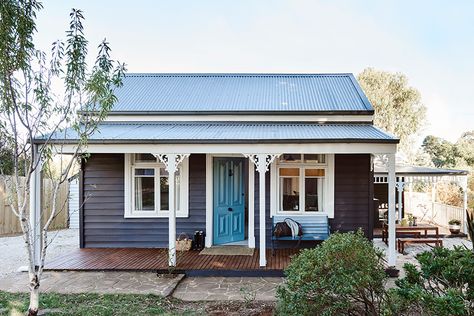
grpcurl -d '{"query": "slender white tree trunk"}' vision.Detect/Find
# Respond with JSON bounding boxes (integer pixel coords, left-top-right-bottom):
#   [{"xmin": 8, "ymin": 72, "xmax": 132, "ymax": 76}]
[{"xmin": 28, "ymin": 273, "xmax": 40, "ymax": 316}]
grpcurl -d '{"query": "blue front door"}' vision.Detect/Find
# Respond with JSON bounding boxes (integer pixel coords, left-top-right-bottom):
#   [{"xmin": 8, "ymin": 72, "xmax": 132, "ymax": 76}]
[{"xmin": 213, "ymin": 158, "xmax": 245, "ymax": 245}]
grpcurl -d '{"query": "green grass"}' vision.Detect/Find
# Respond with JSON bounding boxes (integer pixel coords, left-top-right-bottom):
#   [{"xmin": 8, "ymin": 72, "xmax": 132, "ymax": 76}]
[{"xmin": 0, "ymin": 291, "xmax": 201, "ymax": 316}]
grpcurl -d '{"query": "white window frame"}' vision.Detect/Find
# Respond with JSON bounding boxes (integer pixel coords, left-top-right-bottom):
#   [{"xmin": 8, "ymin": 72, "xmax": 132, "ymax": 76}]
[
  {"xmin": 270, "ymin": 154, "xmax": 335, "ymax": 218},
  {"xmin": 124, "ymin": 153, "xmax": 189, "ymax": 218}
]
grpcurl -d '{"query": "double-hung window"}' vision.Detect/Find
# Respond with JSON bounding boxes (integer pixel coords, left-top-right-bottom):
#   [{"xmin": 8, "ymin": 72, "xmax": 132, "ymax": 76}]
[
  {"xmin": 273, "ymin": 154, "xmax": 334, "ymax": 216},
  {"xmin": 124, "ymin": 154, "xmax": 189, "ymax": 218}
]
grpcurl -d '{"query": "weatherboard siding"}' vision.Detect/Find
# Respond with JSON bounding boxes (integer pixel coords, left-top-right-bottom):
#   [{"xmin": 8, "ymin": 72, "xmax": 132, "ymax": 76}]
[
  {"xmin": 81, "ymin": 153, "xmax": 372, "ymax": 248},
  {"xmin": 331, "ymin": 154, "xmax": 373, "ymax": 238},
  {"xmin": 82, "ymin": 154, "xmax": 206, "ymax": 248}
]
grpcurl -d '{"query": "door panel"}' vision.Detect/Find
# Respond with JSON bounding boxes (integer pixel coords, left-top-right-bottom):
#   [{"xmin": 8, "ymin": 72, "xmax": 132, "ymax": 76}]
[{"xmin": 213, "ymin": 158, "xmax": 245, "ymax": 245}]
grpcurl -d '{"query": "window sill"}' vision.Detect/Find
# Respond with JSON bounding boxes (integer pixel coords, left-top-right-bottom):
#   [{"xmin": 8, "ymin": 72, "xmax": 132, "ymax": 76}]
[
  {"xmin": 124, "ymin": 213, "xmax": 189, "ymax": 219},
  {"xmin": 271, "ymin": 211, "xmax": 330, "ymax": 217}
]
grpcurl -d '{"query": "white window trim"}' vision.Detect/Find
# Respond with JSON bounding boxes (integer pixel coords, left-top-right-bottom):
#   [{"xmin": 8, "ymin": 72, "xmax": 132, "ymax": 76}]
[
  {"xmin": 270, "ymin": 154, "xmax": 335, "ymax": 218},
  {"xmin": 124, "ymin": 153, "xmax": 189, "ymax": 218}
]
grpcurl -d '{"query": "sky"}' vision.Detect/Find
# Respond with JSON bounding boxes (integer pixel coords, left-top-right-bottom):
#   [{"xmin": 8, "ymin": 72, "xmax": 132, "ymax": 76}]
[{"xmin": 35, "ymin": 0, "xmax": 474, "ymax": 143}]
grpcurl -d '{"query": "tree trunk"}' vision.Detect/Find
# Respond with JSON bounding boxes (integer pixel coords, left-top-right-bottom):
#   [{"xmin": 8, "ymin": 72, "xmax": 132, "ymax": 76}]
[{"xmin": 28, "ymin": 274, "xmax": 40, "ymax": 316}]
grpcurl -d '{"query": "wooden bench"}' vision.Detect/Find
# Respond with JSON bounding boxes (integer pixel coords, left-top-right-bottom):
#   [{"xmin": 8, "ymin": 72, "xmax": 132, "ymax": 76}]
[
  {"xmin": 271, "ymin": 215, "xmax": 330, "ymax": 254},
  {"xmin": 382, "ymin": 230, "xmax": 422, "ymax": 243},
  {"xmin": 397, "ymin": 238, "xmax": 443, "ymax": 254}
]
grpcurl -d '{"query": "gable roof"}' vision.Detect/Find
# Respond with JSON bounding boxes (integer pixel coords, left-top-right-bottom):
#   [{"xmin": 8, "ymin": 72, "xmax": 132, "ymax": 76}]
[{"xmin": 108, "ymin": 73, "xmax": 374, "ymax": 114}]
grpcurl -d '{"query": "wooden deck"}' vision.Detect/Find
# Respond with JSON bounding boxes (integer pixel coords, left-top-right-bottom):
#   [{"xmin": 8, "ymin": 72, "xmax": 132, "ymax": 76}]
[{"xmin": 45, "ymin": 248, "xmax": 300, "ymax": 276}]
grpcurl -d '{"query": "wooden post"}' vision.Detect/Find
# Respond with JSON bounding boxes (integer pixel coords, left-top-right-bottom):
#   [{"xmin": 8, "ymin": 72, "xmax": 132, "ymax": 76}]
[
  {"xmin": 248, "ymin": 162, "xmax": 255, "ymax": 248},
  {"xmin": 168, "ymin": 154, "xmax": 177, "ymax": 266},
  {"xmin": 29, "ymin": 145, "xmax": 42, "ymax": 267},
  {"xmin": 257, "ymin": 154, "xmax": 266, "ymax": 266},
  {"xmin": 387, "ymin": 154, "xmax": 396, "ymax": 267},
  {"xmin": 154, "ymin": 153, "xmax": 189, "ymax": 267}
]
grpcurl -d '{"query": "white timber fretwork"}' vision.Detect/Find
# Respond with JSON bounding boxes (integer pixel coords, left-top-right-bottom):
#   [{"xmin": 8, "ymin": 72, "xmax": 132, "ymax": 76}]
[
  {"xmin": 243, "ymin": 153, "xmax": 281, "ymax": 267},
  {"xmin": 153, "ymin": 153, "xmax": 190, "ymax": 266}
]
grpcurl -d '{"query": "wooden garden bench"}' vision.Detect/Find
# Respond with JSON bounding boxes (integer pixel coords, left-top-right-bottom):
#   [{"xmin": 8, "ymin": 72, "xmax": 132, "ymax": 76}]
[
  {"xmin": 271, "ymin": 215, "xmax": 330, "ymax": 254},
  {"xmin": 397, "ymin": 238, "xmax": 443, "ymax": 254}
]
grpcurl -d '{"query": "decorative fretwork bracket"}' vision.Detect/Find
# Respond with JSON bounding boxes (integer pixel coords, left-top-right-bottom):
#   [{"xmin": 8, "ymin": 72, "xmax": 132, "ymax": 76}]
[
  {"xmin": 153, "ymin": 153, "xmax": 190, "ymax": 173},
  {"xmin": 244, "ymin": 154, "xmax": 281, "ymax": 173},
  {"xmin": 395, "ymin": 181, "xmax": 405, "ymax": 192}
]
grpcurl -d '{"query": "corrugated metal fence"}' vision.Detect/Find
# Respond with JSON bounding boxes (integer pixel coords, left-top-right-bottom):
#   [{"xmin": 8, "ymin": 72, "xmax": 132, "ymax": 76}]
[
  {"xmin": 0, "ymin": 176, "xmax": 69, "ymax": 236},
  {"xmin": 406, "ymin": 191, "xmax": 464, "ymax": 228}
]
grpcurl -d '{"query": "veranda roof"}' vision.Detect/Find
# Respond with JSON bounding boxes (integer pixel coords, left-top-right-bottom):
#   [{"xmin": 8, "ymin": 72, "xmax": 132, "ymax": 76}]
[
  {"xmin": 34, "ymin": 122, "xmax": 398, "ymax": 144},
  {"xmin": 374, "ymin": 163, "xmax": 468, "ymax": 176}
]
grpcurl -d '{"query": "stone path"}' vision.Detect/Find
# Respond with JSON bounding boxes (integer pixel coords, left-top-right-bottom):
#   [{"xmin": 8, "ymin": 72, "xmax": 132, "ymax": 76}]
[
  {"xmin": 0, "ymin": 271, "xmax": 184, "ymax": 297},
  {"xmin": 172, "ymin": 277, "xmax": 283, "ymax": 301}
]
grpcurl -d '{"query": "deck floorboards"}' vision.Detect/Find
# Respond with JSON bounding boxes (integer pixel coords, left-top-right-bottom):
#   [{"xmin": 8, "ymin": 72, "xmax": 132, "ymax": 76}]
[{"xmin": 45, "ymin": 248, "xmax": 299, "ymax": 273}]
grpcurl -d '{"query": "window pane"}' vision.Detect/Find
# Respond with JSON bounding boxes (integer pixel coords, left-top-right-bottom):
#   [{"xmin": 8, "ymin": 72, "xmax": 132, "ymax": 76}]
[
  {"xmin": 135, "ymin": 177, "xmax": 154, "ymax": 211},
  {"xmin": 304, "ymin": 154, "xmax": 325, "ymax": 163},
  {"xmin": 305, "ymin": 169, "xmax": 325, "ymax": 177},
  {"xmin": 160, "ymin": 167, "xmax": 169, "ymax": 177},
  {"xmin": 160, "ymin": 177, "xmax": 169, "ymax": 210},
  {"xmin": 281, "ymin": 177, "xmax": 299, "ymax": 211},
  {"xmin": 279, "ymin": 168, "xmax": 299, "ymax": 176},
  {"xmin": 160, "ymin": 169, "xmax": 180, "ymax": 211},
  {"xmin": 305, "ymin": 178, "xmax": 318, "ymax": 211},
  {"xmin": 135, "ymin": 168, "xmax": 155, "ymax": 176},
  {"xmin": 135, "ymin": 153, "xmax": 156, "ymax": 162},
  {"xmin": 279, "ymin": 154, "xmax": 302, "ymax": 163}
]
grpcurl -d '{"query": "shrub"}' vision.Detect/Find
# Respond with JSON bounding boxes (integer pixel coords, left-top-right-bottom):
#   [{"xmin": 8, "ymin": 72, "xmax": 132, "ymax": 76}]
[
  {"xmin": 390, "ymin": 246, "xmax": 474, "ymax": 315},
  {"xmin": 276, "ymin": 230, "xmax": 387, "ymax": 316},
  {"xmin": 448, "ymin": 219, "xmax": 461, "ymax": 225}
]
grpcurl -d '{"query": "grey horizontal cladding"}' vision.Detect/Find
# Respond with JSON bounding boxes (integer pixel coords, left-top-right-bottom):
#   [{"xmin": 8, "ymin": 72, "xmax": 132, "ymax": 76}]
[
  {"xmin": 105, "ymin": 73, "xmax": 373, "ymax": 113},
  {"xmin": 82, "ymin": 153, "xmax": 206, "ymax": 248},
  {"xmin": 37, "ymin": 122, "xmax": 398, "ymax": 144}
]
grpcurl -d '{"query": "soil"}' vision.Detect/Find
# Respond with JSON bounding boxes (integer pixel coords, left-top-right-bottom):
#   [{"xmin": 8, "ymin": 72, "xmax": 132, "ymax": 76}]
[{"xmin": 203, "ymin": 301, "xmax": 275, "ymax": 316}]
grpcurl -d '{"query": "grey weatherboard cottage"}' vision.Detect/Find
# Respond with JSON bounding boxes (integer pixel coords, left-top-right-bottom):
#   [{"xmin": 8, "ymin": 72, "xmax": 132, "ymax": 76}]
[{"xmin": 33, "ymin": 73, "xmax": 400, "ymax": 268}]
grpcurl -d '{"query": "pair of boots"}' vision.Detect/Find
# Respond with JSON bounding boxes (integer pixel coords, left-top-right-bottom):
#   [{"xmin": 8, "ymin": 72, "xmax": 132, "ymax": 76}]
[{"xmin": 193, "ymin": 231, "xmax": 205, "ymax": 250}]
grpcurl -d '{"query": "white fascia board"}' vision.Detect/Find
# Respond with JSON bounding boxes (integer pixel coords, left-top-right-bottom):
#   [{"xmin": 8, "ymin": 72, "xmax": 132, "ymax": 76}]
[
  {"xmin": 55, "ymin": 142, "xmax": 397, "ymax": 155},
  {"xmin": 104, "ymin": 114, "xmax": 373, "ymax": 123}
]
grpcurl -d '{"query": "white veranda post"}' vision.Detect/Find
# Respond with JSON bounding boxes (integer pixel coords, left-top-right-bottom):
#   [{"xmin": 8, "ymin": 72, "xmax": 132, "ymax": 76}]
[
  {"xmin": 29, "ymin": 146, "xmax": 43, "ymax": 267},
  {"xmin": 154, "ymin": 153, "xmax": 189, "ymax": 266},
  {"xmin": 244, "ymin": 154, "xmax": 280, "ymax": 267},
  {"xmin": 248, "ymin": 163, "xmax": 255, "ymax": 248},
  {"xmin": 386, "ymin": 154, "xmax": 397, "ymax": 266},
  {"xmin": 459, "ymin": 176, "xmax": 469, "ymax": 234},
  {"xmin": 395, "ymin": 181, "xmax": 405, "ymax": 221}
]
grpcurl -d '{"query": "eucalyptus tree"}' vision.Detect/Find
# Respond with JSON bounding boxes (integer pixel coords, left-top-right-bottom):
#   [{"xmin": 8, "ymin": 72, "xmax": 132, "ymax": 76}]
[
  {"xmin": 358, "ymin": 68, "xmax": 427, "ymax": 155},
  {"xmin": 0, "ymin": 1, "xmax": 125, "ymax": 315}
]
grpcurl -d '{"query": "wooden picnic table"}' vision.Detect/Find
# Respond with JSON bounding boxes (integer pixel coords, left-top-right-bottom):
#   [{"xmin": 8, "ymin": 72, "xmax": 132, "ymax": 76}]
[{"xmin": 382, "ymin": 223, "xmax": 439, "ymax": 244}]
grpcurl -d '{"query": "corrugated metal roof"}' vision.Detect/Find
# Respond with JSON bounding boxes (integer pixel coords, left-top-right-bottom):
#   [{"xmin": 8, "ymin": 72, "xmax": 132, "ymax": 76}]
[
  {"xmin": 37, "ymin": 122, "xmax": 397, "ymax": 144},
  {"xmin": 107, "ymin": 73, "xmax": 373, "ymax": 113},
  {"xmin": 374, "ymin": 163, "xmax": 468, "ymax": 176}
]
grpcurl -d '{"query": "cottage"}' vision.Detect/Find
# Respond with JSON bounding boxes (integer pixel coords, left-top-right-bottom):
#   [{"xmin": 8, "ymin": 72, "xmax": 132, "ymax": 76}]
[{"xmin": 32, "ymin": 73, "xmax": 400, "ymax": 268}]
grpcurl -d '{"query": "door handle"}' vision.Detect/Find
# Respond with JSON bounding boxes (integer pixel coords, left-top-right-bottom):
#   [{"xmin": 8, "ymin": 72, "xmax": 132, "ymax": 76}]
[{"xmin": 228, "ymin": 207, "xmax": 233, "ymax": 212}]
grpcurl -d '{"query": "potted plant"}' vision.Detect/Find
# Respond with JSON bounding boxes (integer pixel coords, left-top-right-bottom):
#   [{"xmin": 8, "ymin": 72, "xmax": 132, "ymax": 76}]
[{"xmin": 448, "ymin": 219, "xmax": 462, "ymax": 234}]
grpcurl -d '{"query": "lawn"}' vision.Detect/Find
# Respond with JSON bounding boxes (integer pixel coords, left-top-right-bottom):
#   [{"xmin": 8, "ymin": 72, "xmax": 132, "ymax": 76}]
[{"xmin": 0, "ymin": 291, "xmax": 275, "ymax": 316}]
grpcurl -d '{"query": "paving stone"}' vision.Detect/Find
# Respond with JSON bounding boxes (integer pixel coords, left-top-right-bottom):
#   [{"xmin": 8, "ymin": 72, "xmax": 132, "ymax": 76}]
[
  {"xmin": 0, "ymin": 271, "xmax": 184, "ymax": 297},
  {"xmin": 173, "ymin": 277, "xmax": 283, "ymax": 301}
]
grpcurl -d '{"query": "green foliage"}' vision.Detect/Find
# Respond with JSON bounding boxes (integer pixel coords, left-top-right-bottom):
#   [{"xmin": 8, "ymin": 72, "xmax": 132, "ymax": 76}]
[
  {"xmin": 467, "ymin": 209, "xmax": 474, "ymax": 250},
  {"xmin": 0, "ymin": 291, "xmax": 199, "ymax": 315},
  {"xmin": 390, "ymin": 246, "xmax": 474, "ymax": 315},
  {"xmin": 357, "ymin": 68, "xmax": 427, "ymax": 154},
  {"xmin": 422, "ymin": 135, "xmax": 460, "ymax": 168},
  {"xmin": 276, "ymin": 231, "xmax": 387, "ymax": 316}
]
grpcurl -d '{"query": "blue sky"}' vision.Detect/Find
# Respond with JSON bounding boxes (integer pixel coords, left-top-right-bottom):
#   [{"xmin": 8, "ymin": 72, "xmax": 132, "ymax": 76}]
[{"xmin": 35, "ymin": 1, "xmax": 474, "ymax": 143}]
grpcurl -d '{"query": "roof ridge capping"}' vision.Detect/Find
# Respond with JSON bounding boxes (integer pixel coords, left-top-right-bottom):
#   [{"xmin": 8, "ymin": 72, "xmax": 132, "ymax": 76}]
[{"xmin": 124, "ymin": 72, "xmax": 356, "ymax": 78}]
